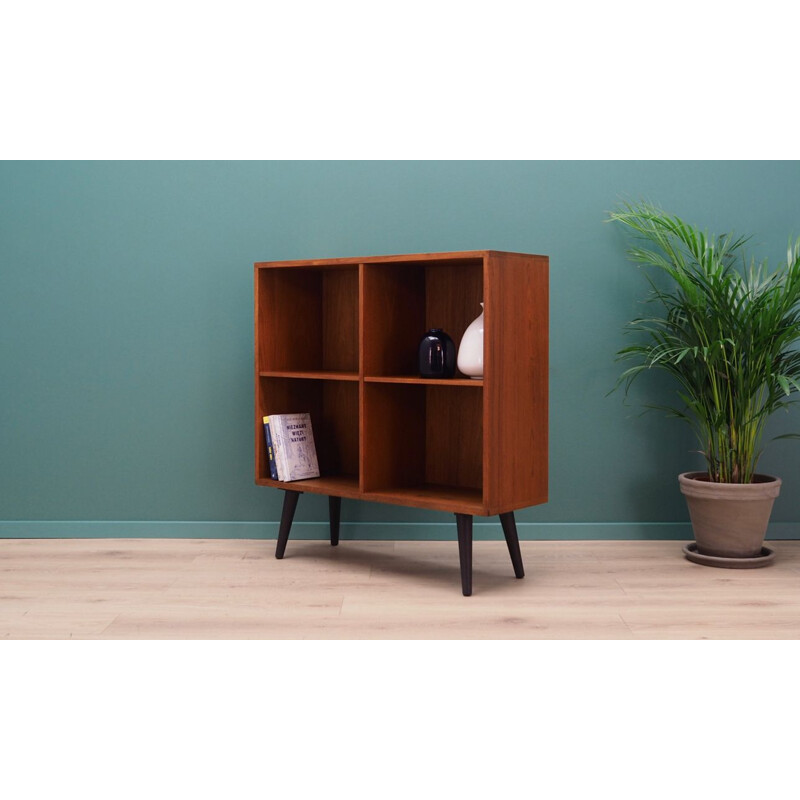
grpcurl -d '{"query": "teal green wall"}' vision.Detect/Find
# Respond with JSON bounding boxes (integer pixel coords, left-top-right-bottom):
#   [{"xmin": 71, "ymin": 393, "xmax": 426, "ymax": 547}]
[{"xmin": 2, "ymin": 161, "xmax": 799, "ymax": 539}]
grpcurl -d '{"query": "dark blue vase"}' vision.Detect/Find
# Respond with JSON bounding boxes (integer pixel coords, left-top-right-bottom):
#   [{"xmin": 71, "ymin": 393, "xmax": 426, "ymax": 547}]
[{"xmin": 418, "ymin": 328, "xmax": 456, "ymax": 378}]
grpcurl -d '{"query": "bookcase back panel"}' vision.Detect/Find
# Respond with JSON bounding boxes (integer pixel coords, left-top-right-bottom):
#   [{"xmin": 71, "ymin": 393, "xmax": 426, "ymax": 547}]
[
  {"xmin": 362, "ymin": 259, "xmax": 483, "ymax": 378},
  {"xmin": 258, "ymin": 269, "xmax": 321, "ymax": 371},
  {"xmin": 362, "ymin": 383, "xmax": 482, "ymax": 493},
  {"xmin": 425, "ymin": 385, "xmax": 482, "ymax": 490},
  {"xmin": 322, "ymin": 269, "xmax": 359, "ymax": 371},
  {"xmin": 362, "ymin": 264, "xmax": 425, "ymax": 376},
  {"xmin": 425, "ymin": 262, "xmax": 483, "ymax": 378},
  {"xmin": 257, "ymin": 266, "xmax": 358, "ymax": 372},
  {"xmin": 361, "ymin": 382, "xmax": 426, "ymax": 491},
  {"xmin": 319, "ymin": 380, "xmax": 359, "ymax": 476}
]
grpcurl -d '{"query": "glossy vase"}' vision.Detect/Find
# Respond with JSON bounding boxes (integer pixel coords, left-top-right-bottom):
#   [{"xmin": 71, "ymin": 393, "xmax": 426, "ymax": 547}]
[
  {"xmin": 457, "ymin": 302, "xmax": 484, "ymax": 379},
  {"xmin": 418, "ymin": 328, "xmax": 456, "ymax": 378}
]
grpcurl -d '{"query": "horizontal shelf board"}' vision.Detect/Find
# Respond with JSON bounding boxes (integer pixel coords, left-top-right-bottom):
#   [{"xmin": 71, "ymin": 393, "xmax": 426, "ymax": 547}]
[
  {"xmin": 255, "ymin": 474, "xmax": 362, "ymax": 499},
  {"xmin": 256, "ymin": 250, "xmax": 547, "ymax": 269},
  {"xmin": 256, "ymin": 261, "xmax": 359, "ymax": 270},
  {"xmin": 255, "ymin": 476, "xmax": 487, "ymax": 514},
  {"xmin": 364, "ymin": 376, "xmax": 483, "ymax": 387},
  {"xmin": 257, "ymin": 251, "xmax": 487, "ymax": 268},
  {"xmin": 259, "ymin": 370, "xmax": 359, "ymax": 382},
  {"xmin": 363, "ymin": 484, "xmax": 486, "ymax": 515},
  {"xmin": 259, "ymin": 372, "xmax": 481, "ymax": 385}
]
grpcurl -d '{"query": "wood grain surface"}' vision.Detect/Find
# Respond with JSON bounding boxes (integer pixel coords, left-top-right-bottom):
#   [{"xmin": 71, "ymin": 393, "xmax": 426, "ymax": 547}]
[
  {"xmin": 3, "ymin": 539, "xmax": 799, "ymax": 639},
  {"xmin": 256, "ymin": 251, "xmax": 549, "ymax": 516}
]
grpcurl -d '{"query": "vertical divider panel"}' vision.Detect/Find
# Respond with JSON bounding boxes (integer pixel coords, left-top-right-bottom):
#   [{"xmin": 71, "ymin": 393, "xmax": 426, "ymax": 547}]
[{"xmin": 481, "ymin": 254, "xmax": 490, "ymax": 510}]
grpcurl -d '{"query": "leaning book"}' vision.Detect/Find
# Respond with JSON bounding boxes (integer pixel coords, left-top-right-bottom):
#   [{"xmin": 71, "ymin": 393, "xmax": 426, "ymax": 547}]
[{"xmin": 268, "ymin": 412, "xmax": 320, "ymax": 481}]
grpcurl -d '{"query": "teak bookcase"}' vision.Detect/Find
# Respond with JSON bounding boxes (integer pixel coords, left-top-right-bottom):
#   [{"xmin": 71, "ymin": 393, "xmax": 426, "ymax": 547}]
[{"xmin": 255, "ymin": 250, "xmax": 548, "ymax": 595}]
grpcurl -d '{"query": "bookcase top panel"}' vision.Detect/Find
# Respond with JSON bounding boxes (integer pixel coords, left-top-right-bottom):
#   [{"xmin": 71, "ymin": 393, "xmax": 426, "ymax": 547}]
[{"xmin": 255, "ymin": 250, "xmax": 545, "ymax": 269}]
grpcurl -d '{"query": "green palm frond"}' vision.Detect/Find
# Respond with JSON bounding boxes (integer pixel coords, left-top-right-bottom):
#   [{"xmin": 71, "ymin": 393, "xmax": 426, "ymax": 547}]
[{"xmin": 610, "ymin": 201, "xmax": 800, "ymax": 483}]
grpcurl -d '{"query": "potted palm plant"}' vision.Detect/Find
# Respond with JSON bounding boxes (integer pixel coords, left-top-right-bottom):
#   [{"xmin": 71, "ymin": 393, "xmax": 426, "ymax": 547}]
[{"xmin": 610, "ymin": 201, "xmax": 800, "ymax": 567}]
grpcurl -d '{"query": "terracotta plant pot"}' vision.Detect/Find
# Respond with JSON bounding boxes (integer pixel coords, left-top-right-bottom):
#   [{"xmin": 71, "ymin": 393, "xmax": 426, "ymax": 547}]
[{"xmin": 678, "ymin": 472, "xmax": 781, "ymax": 558}]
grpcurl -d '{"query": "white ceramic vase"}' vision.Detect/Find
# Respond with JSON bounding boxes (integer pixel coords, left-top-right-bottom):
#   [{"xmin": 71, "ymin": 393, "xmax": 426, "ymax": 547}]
[{"xmin": 457, "ymin": 302, "xmax": 484, "ymax": 378}]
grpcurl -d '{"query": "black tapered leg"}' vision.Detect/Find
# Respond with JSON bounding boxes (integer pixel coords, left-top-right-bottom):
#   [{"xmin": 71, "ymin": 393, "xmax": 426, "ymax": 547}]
[
  {"xmin": 455, "ymin": 513, "xmax": 473, "ymax": 596},
  {"xmin": 329, "ymin": 496, "xmax": 341, "ymax": 546},
  {"xmin": 500, "ymin": 511, "xmax": 525, "ymax": 578},
  {"xmin": 275, "ymin": 489, "xmax": 301, "ymax": 559}
]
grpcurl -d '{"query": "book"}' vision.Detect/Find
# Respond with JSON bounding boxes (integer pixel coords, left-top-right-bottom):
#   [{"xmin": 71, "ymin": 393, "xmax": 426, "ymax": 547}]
[
  {"xmin": 270, "ymin": 417, "xmax": 289, "ymax": 481},
  {"xmin": 268, "ymin": 412, "xmax": 320, "ymax": 481},
  {"xmin": 262, "ymin": 416, "xmax": 279, "ymax": 480}
]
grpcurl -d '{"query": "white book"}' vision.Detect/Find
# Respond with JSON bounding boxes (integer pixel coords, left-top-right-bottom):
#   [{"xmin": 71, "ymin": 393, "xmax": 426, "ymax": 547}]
[
  {"xmin": 269, "ymin": 413, "xmax": 320, "ymax": 481},
  {"xmin": 269, "ymin": 419, "xmax": 289, "ymax": 480}
]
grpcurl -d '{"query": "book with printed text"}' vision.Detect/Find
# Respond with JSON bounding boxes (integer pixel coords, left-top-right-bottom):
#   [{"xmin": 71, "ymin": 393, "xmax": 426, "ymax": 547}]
[{"xmin": 268, "ymin": 412, "xmax": 320, "ymax": 481}]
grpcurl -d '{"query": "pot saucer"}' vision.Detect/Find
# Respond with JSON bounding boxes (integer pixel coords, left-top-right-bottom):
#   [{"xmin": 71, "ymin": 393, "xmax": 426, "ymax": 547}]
[{"xmin": 683, "ymin": 542, "xmax": 775, "ymax": 569}]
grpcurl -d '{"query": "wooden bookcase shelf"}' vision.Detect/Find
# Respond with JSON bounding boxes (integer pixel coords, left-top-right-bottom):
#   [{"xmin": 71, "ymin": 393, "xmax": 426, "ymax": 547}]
[
  {"xmin": 364, "ymin": 376, "xmax": 482, "ymax": 387},
  {"xmin": 255, "ymin": 250, "xmax": 548, "ymax": 595},
  {"xmin": 259, "ymin": 370, "xmax": 359, "ymax": 382}
]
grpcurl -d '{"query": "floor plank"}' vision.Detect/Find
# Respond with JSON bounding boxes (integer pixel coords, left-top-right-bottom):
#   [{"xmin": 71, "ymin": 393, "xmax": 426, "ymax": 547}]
[{"xmin": 1, "ymin": 539, "xmax": 799, "ymax": 639}]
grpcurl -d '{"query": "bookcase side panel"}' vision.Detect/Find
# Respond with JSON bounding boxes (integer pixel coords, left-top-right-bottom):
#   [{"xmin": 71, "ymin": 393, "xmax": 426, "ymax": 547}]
[{"xmin": 484, "ymin": 253, "xmax": 549, "ymax": 513}]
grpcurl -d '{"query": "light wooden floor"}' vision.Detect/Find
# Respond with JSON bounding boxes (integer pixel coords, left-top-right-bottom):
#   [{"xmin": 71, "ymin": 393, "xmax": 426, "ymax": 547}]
[{"xmin": 1, "ymin": 538, "xmax": 799, "ymax": 639}]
